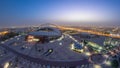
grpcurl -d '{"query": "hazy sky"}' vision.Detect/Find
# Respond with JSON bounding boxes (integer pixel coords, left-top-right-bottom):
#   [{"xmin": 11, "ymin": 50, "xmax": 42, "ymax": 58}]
[{"xmin": 0, "ymin": 0, "xmax": 120, "ymax": 27}]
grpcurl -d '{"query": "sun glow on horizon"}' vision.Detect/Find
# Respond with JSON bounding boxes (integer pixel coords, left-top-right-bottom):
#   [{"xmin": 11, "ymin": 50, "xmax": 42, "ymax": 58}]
[{"xmin": 51, "ymin": 10, "xmax": 110, "ymax": 23}]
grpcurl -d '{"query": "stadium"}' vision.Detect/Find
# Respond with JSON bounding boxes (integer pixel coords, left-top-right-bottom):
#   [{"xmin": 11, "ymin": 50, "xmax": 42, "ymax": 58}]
[{"xmin": 25, "ymin": 27, "xmax": 62, "ymax": 43}]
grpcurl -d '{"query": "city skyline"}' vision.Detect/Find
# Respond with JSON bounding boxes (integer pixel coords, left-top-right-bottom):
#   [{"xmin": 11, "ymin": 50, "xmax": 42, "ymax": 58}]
[
  {"xmin": 0, "ymin": 0, "xmax": 120, "ymax": 68},
  {"xmin": 0, "ymin": 0, "xmax": 120, "ymax": 28}
]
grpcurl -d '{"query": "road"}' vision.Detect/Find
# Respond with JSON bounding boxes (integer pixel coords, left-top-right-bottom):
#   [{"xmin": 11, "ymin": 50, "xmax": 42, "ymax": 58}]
[
  {"xmin": 57, "ymin": 26, "xmax": 120, "ymax": 39},
  {"xmin": 0, "ymin": 44, "xmax": 89, "ymax": 67}
]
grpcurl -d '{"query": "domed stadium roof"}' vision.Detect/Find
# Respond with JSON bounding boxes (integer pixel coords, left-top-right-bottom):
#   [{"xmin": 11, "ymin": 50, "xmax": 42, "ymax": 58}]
[{"xmin": 28, "ymin": 27, "xmax": 61, "ymax": 37}]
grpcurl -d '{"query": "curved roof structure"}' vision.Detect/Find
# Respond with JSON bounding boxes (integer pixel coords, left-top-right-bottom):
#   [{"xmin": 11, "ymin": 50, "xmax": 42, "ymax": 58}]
[{"xmin": 28, "ymin": 27, "xmax": 61, "ymax": 37}]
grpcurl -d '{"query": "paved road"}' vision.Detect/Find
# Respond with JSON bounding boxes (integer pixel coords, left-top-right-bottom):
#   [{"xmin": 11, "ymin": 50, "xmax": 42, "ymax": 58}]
[
  {"xmin": 58, "ymin": 26, "xmax": 120, "ymax": 39},
  {"xmin": 0, "ymin": 44, "xmax": 89, "ymax": 67}
]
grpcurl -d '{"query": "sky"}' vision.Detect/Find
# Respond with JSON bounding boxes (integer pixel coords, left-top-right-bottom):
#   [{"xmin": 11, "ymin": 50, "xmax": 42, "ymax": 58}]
[{"xmin": 0, "ymin": 0, "xmax": 120, "ymax": 27}]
